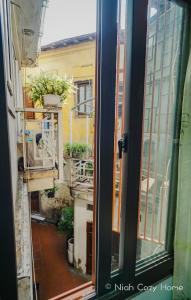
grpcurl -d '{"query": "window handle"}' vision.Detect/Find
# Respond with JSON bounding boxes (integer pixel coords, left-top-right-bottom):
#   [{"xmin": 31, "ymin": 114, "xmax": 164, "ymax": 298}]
[
  {"xmin": 118, "ymin": 133, "xmax": 128, "ymax": 159},
  {"xmin": 118, "ymin": 139, "xmax": 123, "ymax": 159}
]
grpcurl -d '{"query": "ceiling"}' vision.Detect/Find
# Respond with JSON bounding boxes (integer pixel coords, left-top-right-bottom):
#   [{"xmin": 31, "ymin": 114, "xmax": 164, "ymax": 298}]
[{"xmin": 11, "ymin": 0, "xmax": 47, "ymax": 67}]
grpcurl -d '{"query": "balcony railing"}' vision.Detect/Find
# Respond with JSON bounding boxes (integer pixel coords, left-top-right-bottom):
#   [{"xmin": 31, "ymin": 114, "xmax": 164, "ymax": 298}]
[
  {"xmin": 70, "ymin": 158, "xmax": 94, "ymax": 189},
  {"xmin": 23, "ymin": 118, "xmax": 57, "ymax": 170},
  {"xmin": 16, "ymin": 107, "xmax": 64, "ymax": 183}
]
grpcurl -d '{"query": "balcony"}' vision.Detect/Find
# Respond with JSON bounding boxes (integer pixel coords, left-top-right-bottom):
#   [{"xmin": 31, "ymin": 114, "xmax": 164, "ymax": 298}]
[{"xmin": 17, "ymin": 107, "xmax": 63, "ymax": 192}]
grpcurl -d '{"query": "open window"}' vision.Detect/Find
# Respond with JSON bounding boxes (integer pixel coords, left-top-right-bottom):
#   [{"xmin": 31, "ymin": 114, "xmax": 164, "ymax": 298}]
[
  {"xmin": 96, "ymin": 0, "xmax": 190, "ymax": 298},
  {"xmin": 0, "ymin": 0, "xmax": 191, "ymax": 299}
]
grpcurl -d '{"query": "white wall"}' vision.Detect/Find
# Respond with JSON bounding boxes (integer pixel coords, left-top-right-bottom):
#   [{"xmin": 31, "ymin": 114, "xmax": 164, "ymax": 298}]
[
  {"xmin": 1, "ymin": 0, "xmax": 18, "ymax": 206},
  {"xmin": 74, "ymin": 193, "xmax": 93, "ymax": 273}
]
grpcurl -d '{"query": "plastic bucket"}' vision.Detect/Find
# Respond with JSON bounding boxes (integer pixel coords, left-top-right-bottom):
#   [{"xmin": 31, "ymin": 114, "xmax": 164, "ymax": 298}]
[
  {"xmin": 68, "ymin": 238, "xmax": 74, "ymax": 252},
  {"xmin": 68, "ymin": 249, "xmax": 73, "ymax": 264}
]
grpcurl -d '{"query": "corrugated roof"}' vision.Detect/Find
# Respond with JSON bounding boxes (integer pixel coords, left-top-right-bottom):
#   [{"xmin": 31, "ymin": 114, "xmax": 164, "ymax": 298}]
[{"xmin": 41, "ymin": 32, "xmax": 96, "ymax": 51}]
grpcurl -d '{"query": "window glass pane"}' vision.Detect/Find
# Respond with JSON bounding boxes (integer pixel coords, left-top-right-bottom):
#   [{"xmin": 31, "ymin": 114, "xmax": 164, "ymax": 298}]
[
  {"xmin": 79, "ymin": 85, "xmax": 85, "ymax": 113},
  {"xmin": 86, "ymin": 83, "xmax": 92, "ymax": 114},
  {"xmin": 137, "ymin": 0, "xmax": 183, "ymax": 260}
]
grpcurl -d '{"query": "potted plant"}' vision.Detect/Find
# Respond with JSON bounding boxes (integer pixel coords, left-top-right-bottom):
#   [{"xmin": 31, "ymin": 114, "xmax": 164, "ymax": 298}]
[
  {"xmin": 64, "ymin": 143, "xmax": 90, "ymax": 159},
  {"xmin": 57, "ymin": 206, "xmax": 74, "ymax": 264},
  {"xmin": 44, "ymin": 185, "xmax": 57, "ymax": 198},
  {"xmin": 85, "ymin": 160, "xmax": 94, "ymax": 176},
  {"xmin": 28, "ymin": 73, "xmax": 74, "ymax": 106}
]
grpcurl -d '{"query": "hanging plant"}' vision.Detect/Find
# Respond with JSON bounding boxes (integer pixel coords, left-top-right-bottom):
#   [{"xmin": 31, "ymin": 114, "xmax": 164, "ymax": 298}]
[{"xmin": 27, "ymin": 73, "xmax": 74, "ymax": 106}]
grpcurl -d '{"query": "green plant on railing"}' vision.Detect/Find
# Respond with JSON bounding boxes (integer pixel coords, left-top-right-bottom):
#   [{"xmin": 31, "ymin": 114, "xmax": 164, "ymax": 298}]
[
  {"xmin": 64, "ymin": 143, "xmax": 91, "ymax": 158},
  {"xmin": 27, "ymin": 73, "xmax": 74, "ymax": 105},
  {"xmin": 86, "ymin": 160, "xmax": 94, "ymax": 176},
  {"xmin": 57, "ymin": 207, "xmax": 74, "ymax": 236}
]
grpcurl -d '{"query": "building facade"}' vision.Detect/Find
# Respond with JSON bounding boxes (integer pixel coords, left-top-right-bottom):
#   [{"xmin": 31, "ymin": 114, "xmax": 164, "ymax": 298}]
[
  {"xmin": 27, "ymin": 33, "xmax": 96, "ymax": 148},
  {"xmin": 0, "ymin": 1, "xmax": 47, "ymax": 299}
]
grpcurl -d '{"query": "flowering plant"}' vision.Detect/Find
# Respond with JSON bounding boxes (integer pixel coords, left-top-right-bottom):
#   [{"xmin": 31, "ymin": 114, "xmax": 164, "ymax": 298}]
[{"xmin": 28, "ymin": 73, "xmax": 74, "ymax": 105}]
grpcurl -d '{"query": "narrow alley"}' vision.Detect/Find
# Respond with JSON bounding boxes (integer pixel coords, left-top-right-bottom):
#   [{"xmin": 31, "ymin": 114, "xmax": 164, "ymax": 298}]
[{"xmin": 32, "ymin": 222, "xmax": 88, "ymax": 300}]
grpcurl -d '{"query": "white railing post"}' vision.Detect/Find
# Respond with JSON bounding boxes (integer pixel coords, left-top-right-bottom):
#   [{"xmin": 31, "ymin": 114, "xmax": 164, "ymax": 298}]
[
  {"xmin": 57, "ymin": 110, "xmax": 64, "ymax": 182},
  {"xmin": 70, "ymin": 111, "xmax": 73, "ymax": 146},
  {"xmin": 86, "ymin": 115, "xmax": 89, "ymax": 147}
]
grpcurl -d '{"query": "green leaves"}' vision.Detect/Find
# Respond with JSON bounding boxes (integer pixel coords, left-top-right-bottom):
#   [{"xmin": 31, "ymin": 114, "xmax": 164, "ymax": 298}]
[
  {"xmin": 57, "ymin": 207, "xmax": 74, "ymax": 235},
  {"xmin": 27, "ymin": 73, "xmax": 74, "ymax": 105},
  {"xmin": 64, "ymin": 142, "xmax": 91, "ymax": 158},
  {"xmin": 86, "ymin": 160, "xmax": 93, "ymax": 176}
]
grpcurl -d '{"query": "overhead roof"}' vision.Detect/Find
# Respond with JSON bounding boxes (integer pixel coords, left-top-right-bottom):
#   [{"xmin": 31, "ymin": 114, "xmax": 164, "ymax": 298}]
[
  {"xmin": 41, "ymin": 30, "xmax": 126, "ymax": 52},
  {"xmin": 41, "ymin": 32, "xmax": 96, "ymax": 52},
  {"xmin": 11, "ymin": 0, "xmax": 47, "ymax": 67}
]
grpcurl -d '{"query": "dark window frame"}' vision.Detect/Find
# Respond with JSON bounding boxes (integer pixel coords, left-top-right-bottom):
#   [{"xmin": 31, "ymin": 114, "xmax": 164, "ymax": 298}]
[
  {"xmin": 1, "ymin": 0, "xmax": 191, "ymax": 300},
  {"xmin": 0, "ymin": 0, "xmax": 18, "ymax": 298},
  {"xmin": 95, "ymin": 0, "xmax": 191, "ymax": 299}
]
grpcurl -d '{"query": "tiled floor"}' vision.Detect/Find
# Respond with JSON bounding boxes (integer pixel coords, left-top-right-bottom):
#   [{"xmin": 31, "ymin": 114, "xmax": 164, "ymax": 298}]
[{"xmin": 32, "ymin": 222, "xmax": 88, "ymax": 300}]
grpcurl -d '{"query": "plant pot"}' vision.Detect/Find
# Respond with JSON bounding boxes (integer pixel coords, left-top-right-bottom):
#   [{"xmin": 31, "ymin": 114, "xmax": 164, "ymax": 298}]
[
  {"xmin": 68, "ymin": 249, "xmax": 73, "ymax": 264},
  {"xmin": 68, "ymin": 238, "xmax": 74, "ymax": 252},
  {"xmin": 47, "ymin": 191, "xmax": 55, "ymax": 198},
  {"xmin": 72, "ymin": 153, "xmax": 81, "ymax": 159},
  {"xmin": 43, "ymin": 94, "xmax": 61, "ymax": 106}
]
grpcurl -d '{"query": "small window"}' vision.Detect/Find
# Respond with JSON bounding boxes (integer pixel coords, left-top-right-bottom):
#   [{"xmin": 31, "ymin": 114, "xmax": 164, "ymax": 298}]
[{"xmin": 75, "ymin": 80, "xmax": 93, "ymax": 115}]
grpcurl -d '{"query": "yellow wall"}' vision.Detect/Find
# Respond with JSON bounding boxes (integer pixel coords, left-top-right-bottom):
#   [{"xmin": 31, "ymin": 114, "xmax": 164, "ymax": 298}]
[{"xmin": 26, "ymin": 41, "xmax": 96, "ymax": 148}]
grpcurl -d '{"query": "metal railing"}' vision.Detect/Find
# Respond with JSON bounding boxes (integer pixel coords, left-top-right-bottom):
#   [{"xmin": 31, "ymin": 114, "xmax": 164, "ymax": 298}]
[
  {"xmin": 23, "ymin": 117, "xmax": 58, "ymax": 170},
  {"xmin": 70, "ymin": 159, "xmax": 94, "ymax": 189}
]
